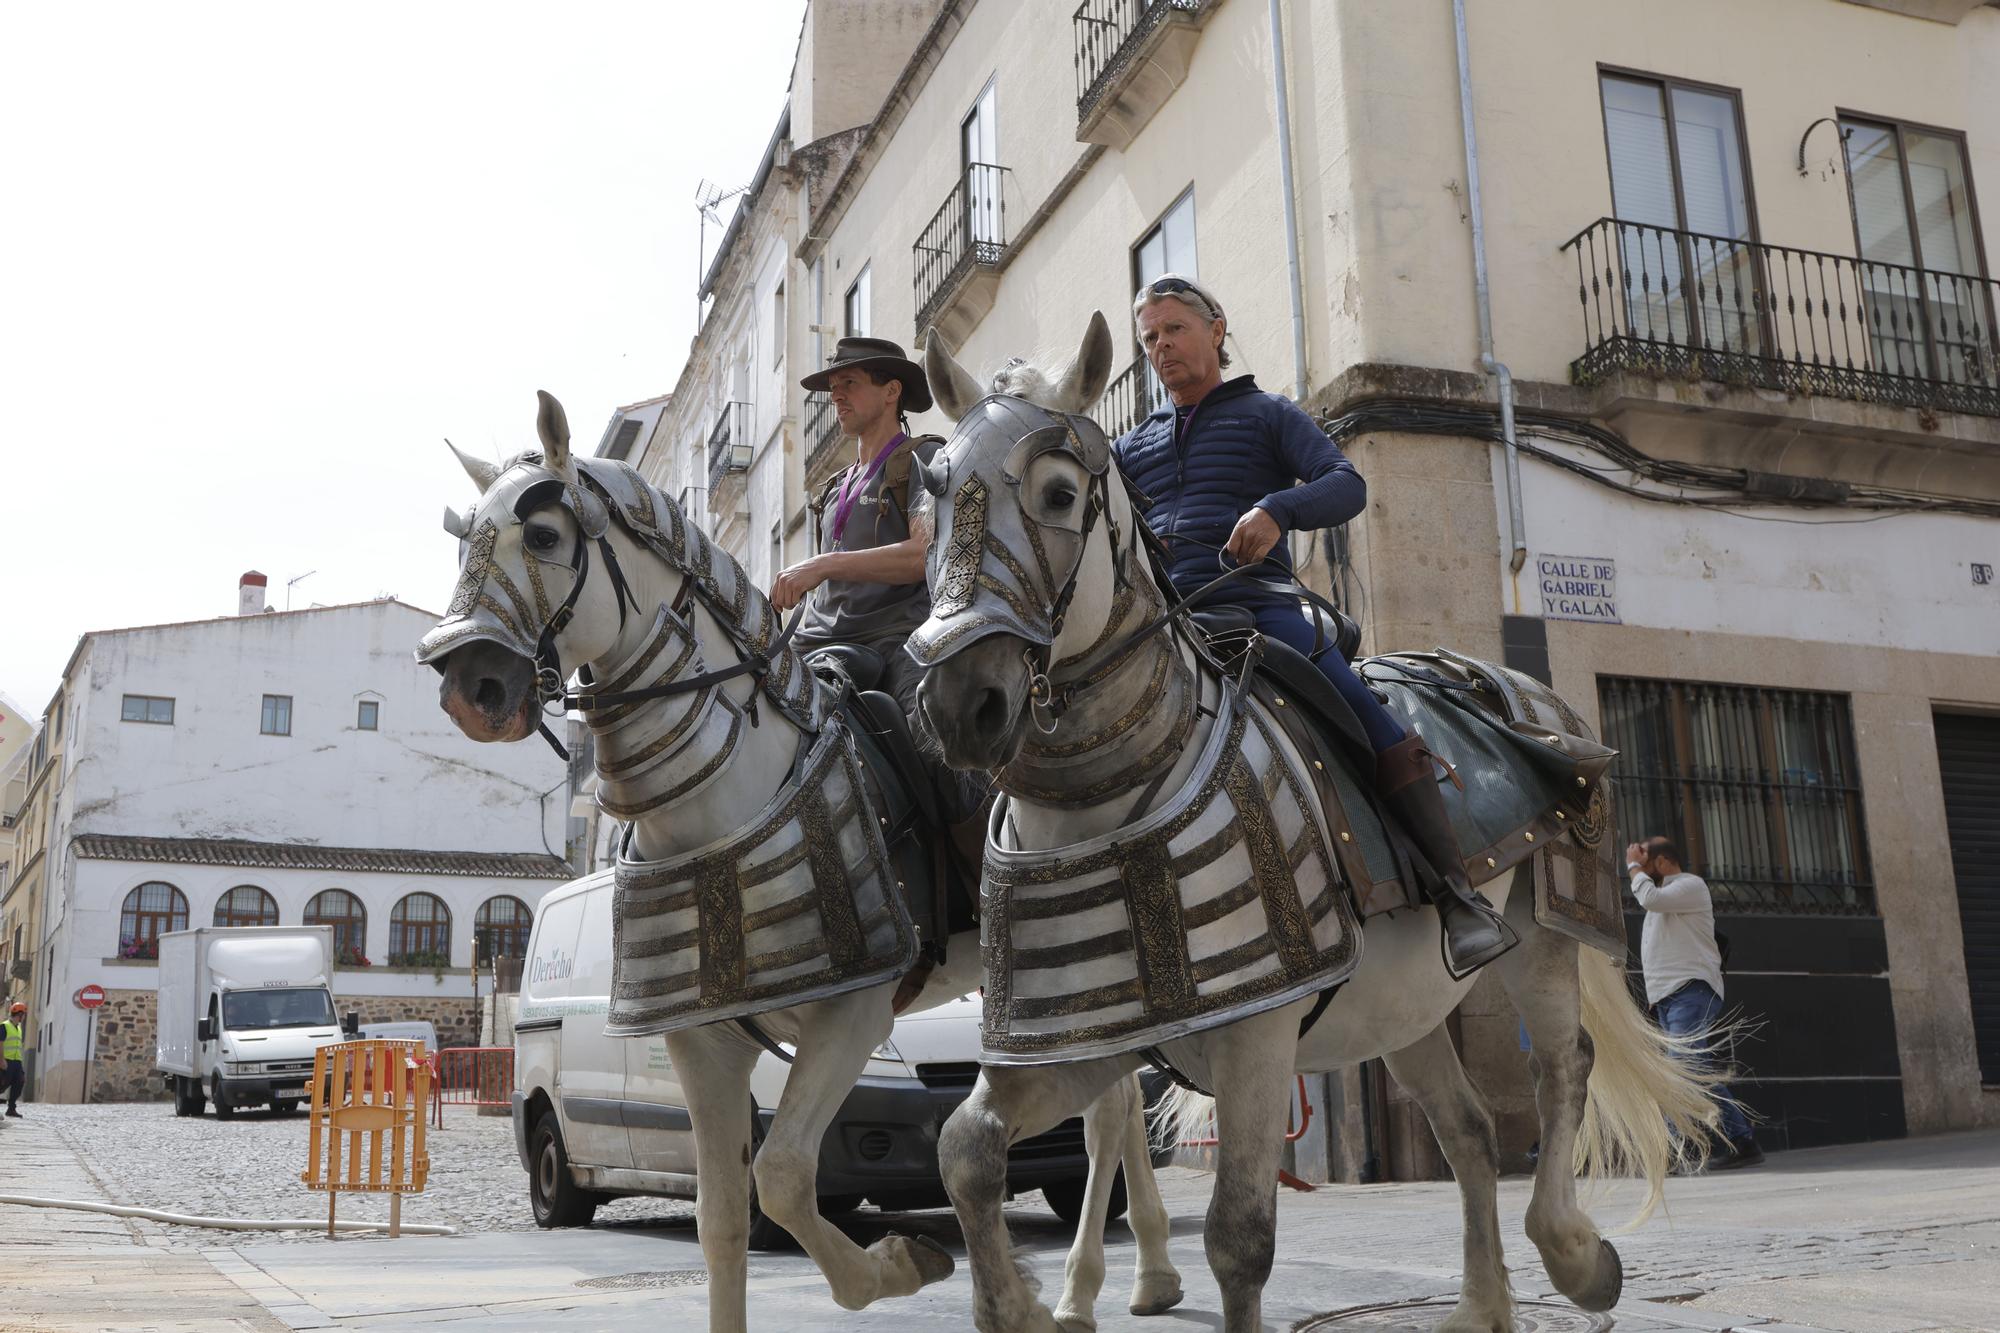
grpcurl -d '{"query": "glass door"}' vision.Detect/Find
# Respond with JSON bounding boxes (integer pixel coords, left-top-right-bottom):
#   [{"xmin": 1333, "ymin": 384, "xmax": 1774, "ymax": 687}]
[
  {"xmin": 961, "ymin": 80, "xmax": 1000, "ymax": 251},
  {"xmin": 1600, "ymin": 73, "xmax": 1760, "ymax": 356}
]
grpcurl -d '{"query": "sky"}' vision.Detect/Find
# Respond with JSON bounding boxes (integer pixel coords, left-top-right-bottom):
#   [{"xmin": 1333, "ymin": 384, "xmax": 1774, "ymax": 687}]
[{"xmin": 0, "ymin": 2, "xmax": 806, "ymax": 710}]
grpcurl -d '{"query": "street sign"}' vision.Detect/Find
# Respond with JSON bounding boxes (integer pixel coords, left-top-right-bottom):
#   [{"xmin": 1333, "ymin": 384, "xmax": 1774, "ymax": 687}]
[{"xmin": 74, "ymin": 984, "xmax": 106, "ymax": 1010}]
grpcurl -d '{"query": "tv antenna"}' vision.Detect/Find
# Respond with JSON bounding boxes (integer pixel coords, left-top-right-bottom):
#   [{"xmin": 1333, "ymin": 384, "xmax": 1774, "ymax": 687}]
[
  {"xmin": 694, "ymin": 178, "xmax": 751, "ymax": 324},
  {"xmin": 285, "ymin": 570, "xmax": 317, "ymax": 611}
]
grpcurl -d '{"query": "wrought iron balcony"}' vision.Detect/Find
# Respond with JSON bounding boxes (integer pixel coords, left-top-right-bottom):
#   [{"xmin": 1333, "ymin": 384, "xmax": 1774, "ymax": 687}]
[
  {"xmin": 1562, "ymin": 216, "xmax": 2000, "ymax": 418},
  {"xmin": 1097, "ymin": 353, "xmax": 1169, "ymax": 442},
  {"xmin": 706, "ymin": 401, "xmax": 752, "ymax": 488},
  {"xmin": 1072, "ymin": 0, "xmax": 1213, "ymax": 147},
  {"xmin": 913, "ymin": 163, "xmax": 1007, "ymax": 341},
  {"xmin": 803, "ymin": 391, "xmax": 846, "ymax": 483}
]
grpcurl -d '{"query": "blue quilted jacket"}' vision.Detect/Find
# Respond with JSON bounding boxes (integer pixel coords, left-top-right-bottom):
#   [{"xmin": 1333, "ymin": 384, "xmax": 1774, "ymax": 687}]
[{"xmin": 1111, "ymin": 375, "xmax": 1365, "ymax": 605}]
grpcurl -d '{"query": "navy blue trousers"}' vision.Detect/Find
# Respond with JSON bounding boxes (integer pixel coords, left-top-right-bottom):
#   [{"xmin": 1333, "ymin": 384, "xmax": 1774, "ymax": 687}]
[{"xmin": 1252, "ymin": 605, "xmax": 1407, "ymax": 754}]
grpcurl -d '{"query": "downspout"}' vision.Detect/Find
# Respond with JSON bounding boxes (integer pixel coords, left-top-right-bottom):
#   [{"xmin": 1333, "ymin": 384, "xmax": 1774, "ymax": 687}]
[
  {"xmin": 1268, "ymin": 0, "xmax": 1308, "ymax": 402},
  {"xmin": 1452, "ymin": 0, "xmax": 1528, "ymax": 578}
]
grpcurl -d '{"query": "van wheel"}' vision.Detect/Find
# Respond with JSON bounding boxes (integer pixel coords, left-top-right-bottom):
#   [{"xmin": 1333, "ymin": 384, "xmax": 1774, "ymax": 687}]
[
  {"xmin": 173, "ymin": 1077, "xmax": 204, "ymax": 1117},
  {"xmin": 1043, "ymin": 1168, "xmax": 1127, "ymax": 1228},
  {"xmin": 530, "ymin": 1113, "xmax": 599, "ymax": 1228},
  {"xmin": 271, "ymin": 1100, "xmax": 300, "ymax": 1116},
  {"xmin": 211, "ymin": 1077, "xmax": 236, "ymax": 1118}
]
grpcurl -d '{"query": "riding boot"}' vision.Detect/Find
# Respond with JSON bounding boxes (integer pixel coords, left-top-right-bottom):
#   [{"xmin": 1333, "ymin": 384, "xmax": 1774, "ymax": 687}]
[{"xmin": 1376, "ymin": 733, "xmax": 1517, "ymax": 978}]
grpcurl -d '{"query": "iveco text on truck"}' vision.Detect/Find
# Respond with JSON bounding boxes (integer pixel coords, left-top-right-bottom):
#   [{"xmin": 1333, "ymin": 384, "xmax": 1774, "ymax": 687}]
[{"xmin": 154, "ymin": 926, "xmax": 354, "ymax": 1117}]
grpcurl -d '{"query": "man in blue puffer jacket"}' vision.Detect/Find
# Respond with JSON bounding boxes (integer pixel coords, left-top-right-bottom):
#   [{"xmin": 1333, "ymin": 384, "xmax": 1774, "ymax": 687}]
[{"xmin": 1113, "ymin": 275, "xmax": 1512, "ymax": 977}]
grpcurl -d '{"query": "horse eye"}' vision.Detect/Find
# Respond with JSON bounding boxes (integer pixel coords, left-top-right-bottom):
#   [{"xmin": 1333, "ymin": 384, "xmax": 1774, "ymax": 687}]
[
  {"xmin": 527, "ymin": 526, "xmax": 560, "ymax": 552},
  {"xmin": 1047, "ymin": 486, "xmax": 1076, "ymax": 512}
]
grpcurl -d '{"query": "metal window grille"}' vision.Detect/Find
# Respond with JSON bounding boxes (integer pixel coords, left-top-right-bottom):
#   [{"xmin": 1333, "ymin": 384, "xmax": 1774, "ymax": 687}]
[
  {"xmin": 213, "ymin": 885, "xmax": 278, "ymax": 928},
  {"xmin": 473, "ymin": 896, "xmax": 532, "ymax": 966},
  {"xmin": 1073, "ymin": 0, "xmax": 1205, "ymax": 123},
  {"xmin": 912, "ymin": 163, "xmax": 1007, "ymax": 336},
  {"xmin": 1098, "ymin": 354, "xmax": 1169, "ymax": 441},
  {"xmin": 1597, "ymin": 676, "xmax": 1875, "ymax": 915},
  {"xmin": 803, "ymin": 391, "xmax": 844, "ymax": 479},
  {"xmin": 390, "ymin": 893, "xmax": 451, "ymax": 960}
]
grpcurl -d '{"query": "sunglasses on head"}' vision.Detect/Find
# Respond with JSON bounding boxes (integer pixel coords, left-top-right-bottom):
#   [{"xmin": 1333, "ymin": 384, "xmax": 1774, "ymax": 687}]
[{"xmin": 1143, "ymin": 277, "xmax": 1218, "ymax": 316}]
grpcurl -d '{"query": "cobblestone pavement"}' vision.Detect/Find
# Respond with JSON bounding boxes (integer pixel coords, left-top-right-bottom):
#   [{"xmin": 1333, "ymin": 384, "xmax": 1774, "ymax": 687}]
[{"xmin": 35, "ymin": 1101, "xmax": 697, "ymax": 1241}]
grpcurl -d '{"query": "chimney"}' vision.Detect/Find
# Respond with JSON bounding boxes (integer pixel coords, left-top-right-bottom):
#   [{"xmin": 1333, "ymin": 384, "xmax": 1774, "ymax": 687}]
[{"xmin": 237, "ymin": 571, "xmax": 268, "ymax": 616}]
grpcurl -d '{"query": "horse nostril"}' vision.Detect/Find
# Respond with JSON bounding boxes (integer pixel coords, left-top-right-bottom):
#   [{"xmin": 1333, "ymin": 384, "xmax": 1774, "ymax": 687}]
[
  {"xmin": 473, "ymin": 677, "xmax": 507, "ymax": 714},
  {"xmin": 974, "ymin": 686, "xmax": 1009, "ymax": 739}
]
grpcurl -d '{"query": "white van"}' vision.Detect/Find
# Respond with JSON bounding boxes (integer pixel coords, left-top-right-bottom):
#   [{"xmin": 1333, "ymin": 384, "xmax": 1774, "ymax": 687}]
[{"xmin": 512, "ymin": 872, "xmax": 1129, "ymax": 1244}]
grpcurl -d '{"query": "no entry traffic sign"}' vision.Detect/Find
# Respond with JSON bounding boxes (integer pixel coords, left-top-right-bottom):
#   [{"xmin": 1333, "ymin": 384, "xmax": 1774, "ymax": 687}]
[{"xmin": 74, "ymin": 984, "xmax": 106, "ymax": 1010}]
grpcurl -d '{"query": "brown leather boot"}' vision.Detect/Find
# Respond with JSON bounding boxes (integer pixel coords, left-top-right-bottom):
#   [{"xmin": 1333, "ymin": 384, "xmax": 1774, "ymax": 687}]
[{"xmin": 1377, "ymin": 733, "xmax": 1517, "ymax": 978}]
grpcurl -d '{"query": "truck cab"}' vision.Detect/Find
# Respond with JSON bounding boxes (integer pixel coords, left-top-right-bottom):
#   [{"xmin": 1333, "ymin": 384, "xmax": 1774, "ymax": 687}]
[{"xmin": 156, "ymin": 927, "xmax": 349, "ymax": 1117}]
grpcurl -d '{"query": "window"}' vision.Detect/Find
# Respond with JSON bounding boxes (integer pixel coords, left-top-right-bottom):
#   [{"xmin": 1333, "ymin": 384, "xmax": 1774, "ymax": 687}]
[
  {"xmin": 1132, "ymin": 187, "xmax": 1197, "ymax": 296},
  {"xmin": 260, "ymin": 694, "xmax": 292, "ymax": 736},
  {"xmin": 389, "ymin": 892, "xmax": 451, "ymax": 964},
  {"xmin": 844, "ymin": 264, "xmax": 871, "ymax": 338},
  {"xmin": 356, "ymin": 700, "xmax": 379, "ymax": 731},
  {"xmin": 1839, "ymin": 115, "xmax": 1989, "ymax": 382},
  {"xmin": 121, "ymin": 695, "xmax": 174, "ymax": 725},
  {"xmin": 1597, "ymin": 677, "xmax": 1874, "ymax": 915},
  {"xmin": 771, "ymin": 281, "xmax": 786, "ymax": 367},
  {"xmin": 962, "ymin": 78, "xmax": 1000, "ymax": 247},
  {"xmin": 1598, "ymin": 71, "xmax": 1759, "ymax": 353},
  {"xmin": 473, "ymin": 896, "xmax": 533, "ymax": 966},
  {"xmin": 213, "ymin": 885, "xmax": 278, "ymax": 928},
  {"xmin": 119, "ymin": 882, "xmax": 188, "ymax": 957},
  {"xmin": 305, "ymin": 889, "xmax": 367, "ymax": 963}
]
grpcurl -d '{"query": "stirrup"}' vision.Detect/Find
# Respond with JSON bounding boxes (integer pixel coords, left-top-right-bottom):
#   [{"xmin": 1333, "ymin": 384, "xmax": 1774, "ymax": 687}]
[{"xmin": 1437, "ymin": 895, "xmax": 1519, "ymax": 982}]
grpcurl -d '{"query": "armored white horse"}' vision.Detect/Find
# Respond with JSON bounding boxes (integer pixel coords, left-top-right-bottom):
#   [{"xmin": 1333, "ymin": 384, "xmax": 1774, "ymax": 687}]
[
  {"xmin": 912, "ymin": 317, "xmax": 1721, "ymax": 1333},
  {"xmin": 417, "ymin": 391, "xmax": 1181, "ymax": 1333}
]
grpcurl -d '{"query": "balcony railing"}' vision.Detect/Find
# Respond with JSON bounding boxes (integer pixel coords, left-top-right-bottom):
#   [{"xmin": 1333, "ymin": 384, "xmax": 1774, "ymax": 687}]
[
  {"xmin": 1098, "ymin": 354, "xmax": 1169, "ymax": 441},
  {"xmin": 1562, "ymin": 216, "xmax": 2000, "ymax": 418},
  {"xmin": 1074, "ymin": 0, "xmax": 1204, "ymax": 123},
  {"xmin": 803, "ymin": 391, "xmax": 846, "ymax": 479},
  {"xmin": 706, "ymin": 401, "xmax": 751, "ymax": 487},
  {"xmin": 913, "ymin": 162, "xmax": 1008, "ymax": 336}
]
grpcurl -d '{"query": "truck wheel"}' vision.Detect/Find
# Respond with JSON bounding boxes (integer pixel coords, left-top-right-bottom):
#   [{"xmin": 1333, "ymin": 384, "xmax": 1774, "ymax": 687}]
[
  {"xmin": 271, "ymin": 1100, "xmax": 301, "ymax": 1116},
  {"xmin": 211, "ymin": 1076, "xmax": 236, "ymax": 1118},
  {"xmin": 173, "ymin": 1077, "xmax": 204, "ymax": 1117},
  {"xmin": 1043, "ymin": 1168, "xmax": 1127, "ymax": 1229},
  {"xmin": 529, "ymin": 1112, "xmax": 598, "ymax": 1228}
]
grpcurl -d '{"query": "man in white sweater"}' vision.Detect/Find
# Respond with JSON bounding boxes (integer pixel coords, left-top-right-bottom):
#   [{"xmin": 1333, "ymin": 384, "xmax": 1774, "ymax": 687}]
[{"xmin": 1627, "ymin": 835, "xmax": 1763, "ymax": 1169}]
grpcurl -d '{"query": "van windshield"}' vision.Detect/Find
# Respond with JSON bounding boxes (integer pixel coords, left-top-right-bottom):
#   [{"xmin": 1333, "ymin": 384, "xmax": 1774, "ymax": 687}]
[{"xmin": 222, "ymin": 988, "xmax": 336, "ymax": 1031}]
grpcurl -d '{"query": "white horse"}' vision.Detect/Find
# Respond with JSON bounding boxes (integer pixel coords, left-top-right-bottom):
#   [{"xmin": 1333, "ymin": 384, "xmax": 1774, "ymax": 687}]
[
  {"xmin": 913, "ymin": 317, "xmax": 1720, "ymax": 1333},
  {"xmin": 417, "ymin": 390, "xmax": 1181, "ymax": 1333}
]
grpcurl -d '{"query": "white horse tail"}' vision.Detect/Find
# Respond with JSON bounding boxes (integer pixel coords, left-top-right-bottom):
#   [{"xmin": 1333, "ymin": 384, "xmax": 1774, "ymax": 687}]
[
  {"xmin": 1572, "ymin": 946, "xmax": 1726, "ymax": 1225},
  {"xmin": 1149, "ymin": 1083, "xmax": 1215, "ymax": 1155}
]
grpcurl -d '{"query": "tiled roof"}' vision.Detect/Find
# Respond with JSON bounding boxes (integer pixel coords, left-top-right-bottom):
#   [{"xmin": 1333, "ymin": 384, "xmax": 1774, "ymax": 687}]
[{"xmin": 73, "ymin": 833, "xmax": 573, "ymax": 880}]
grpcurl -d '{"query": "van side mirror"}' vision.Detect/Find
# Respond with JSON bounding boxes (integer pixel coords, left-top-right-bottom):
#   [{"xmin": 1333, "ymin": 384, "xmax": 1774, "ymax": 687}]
[
  {"xmin": 342, "ymin": 1011, "xmax": 360, "ymax": 1038},
  {"xmin": 197, "ymin": 1017, "xmax": 215, "ymax": 1043}
]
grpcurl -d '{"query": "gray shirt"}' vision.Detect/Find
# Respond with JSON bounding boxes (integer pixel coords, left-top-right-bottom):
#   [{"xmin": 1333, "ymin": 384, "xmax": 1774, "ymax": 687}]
[{"xmin": 796, "ymin": 435, "xmax": 941, "ymax": 650}]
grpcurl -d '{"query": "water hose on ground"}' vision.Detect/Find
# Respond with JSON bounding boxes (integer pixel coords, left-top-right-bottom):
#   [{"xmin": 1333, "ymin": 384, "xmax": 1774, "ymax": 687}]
[{"xmin": 0, "ymin": 1193, "xmax": 457, "ymax": 1235}]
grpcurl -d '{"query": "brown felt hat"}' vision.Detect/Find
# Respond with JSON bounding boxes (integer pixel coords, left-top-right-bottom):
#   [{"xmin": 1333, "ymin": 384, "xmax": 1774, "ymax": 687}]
[{"xmin": 798, "ymin": 336, "xmax": 933, "ymax": 414}]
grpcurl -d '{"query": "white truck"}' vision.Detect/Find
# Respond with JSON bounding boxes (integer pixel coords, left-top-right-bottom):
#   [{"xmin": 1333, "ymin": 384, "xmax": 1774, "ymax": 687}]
[{"xmin": 154, "ymin": 926, "xmax": 355, "ymax": 1118}]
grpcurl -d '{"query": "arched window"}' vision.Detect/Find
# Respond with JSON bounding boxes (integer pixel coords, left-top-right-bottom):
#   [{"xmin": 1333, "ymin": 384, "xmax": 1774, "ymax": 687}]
[
  {"xmin": 305, "ymin": 889, "xmax": 368, "ymax": 963},
  {"xmin": 213, "ymin": 885, "xmax": 278, "ymax": 928},
  {"xmin": 473, "ymin": 896, "xmax": 532, "ymax": 966},
  {"xmin": 119, "ymin": 882, "xmax": 187, "ymax": 958},
  {"xmin": 389, "ymin": 893, "xmax": 451, "ymax": 964}
]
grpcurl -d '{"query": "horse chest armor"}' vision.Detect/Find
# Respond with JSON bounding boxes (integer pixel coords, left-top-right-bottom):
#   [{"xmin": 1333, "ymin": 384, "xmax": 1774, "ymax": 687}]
[{"xmin": 979, "ymin": 684, "xmax": 1361, "ymax": 1064}]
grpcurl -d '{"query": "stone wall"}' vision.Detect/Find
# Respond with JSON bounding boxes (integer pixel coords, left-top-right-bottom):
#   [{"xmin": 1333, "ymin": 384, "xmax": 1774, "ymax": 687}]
[{"xmin": 77, "ymin": 988, "xmax": 484, "ymax": 1103}]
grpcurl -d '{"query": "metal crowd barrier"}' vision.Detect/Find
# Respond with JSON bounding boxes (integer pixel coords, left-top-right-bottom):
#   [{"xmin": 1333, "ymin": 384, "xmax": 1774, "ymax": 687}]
[{"xmin": 430, "ymin": 1045, "xmax": 514, "ymax": 1127}]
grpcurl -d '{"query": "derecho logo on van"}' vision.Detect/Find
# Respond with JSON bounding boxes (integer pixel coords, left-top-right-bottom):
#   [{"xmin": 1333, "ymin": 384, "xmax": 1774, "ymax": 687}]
[{"xmin": 530, "ymin": 947, "xmax": 575, "ymax": 985}]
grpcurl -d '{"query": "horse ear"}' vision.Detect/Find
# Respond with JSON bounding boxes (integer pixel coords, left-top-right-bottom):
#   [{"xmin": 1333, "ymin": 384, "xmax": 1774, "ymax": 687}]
[
  {"xmin": 446, "ymin": 439, "xmax": 502, "ymax": 494},
  {"xmin": 536, "ymin": 390, "xmax": 572, "ymax": 473},
  {"xmin": 924, "ymin": 328, "xmax": 984, "ymax": 423},
  {"xmin": 1048, "ymin": 311, "xmax": 1115, "ymax": 416}
]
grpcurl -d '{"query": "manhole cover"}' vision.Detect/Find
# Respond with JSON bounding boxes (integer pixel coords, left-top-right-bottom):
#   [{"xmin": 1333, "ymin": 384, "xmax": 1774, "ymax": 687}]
[
  {"xmin": 574, "ymin": 1269, "xmax": 710, "ymax": 1291},
  {"xmin": 1295, "ymin": 1298, "xmax": 1612, "ymax": 1332}
]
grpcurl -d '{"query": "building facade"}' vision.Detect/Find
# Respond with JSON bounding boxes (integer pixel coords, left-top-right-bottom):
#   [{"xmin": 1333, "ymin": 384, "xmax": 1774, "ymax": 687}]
[
  {"xmin": 13, "ymin": 577, "xmax": 570, "ymax": 1102},
  {"xmin": 641, "ymin": 0, "xmax": 2000, "ymax": 1172}
]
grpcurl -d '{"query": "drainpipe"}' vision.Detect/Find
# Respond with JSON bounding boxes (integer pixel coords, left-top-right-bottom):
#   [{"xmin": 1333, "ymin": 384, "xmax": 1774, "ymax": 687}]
[
  {"xmin": 1452, "ymin": 0, "xmax": 1528, "ymax": 577},
  {"xmin": 1268, "ymin": 0, "xmax": 1308, "ymax": 403}
]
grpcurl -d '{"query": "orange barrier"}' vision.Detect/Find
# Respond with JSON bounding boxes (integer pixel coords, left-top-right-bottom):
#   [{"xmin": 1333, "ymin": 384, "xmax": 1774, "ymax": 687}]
[
  {"xmin": 1178, "ymin": 1074, "xmax": 1319, "ymax": 1192},
  {"xmin": 300, "ymin": 1040, "xmax": 432, "ymax": 1237},
  {"xmin": 430, "ymin": 1046, "xmax": 514, "ymax": 1127}
]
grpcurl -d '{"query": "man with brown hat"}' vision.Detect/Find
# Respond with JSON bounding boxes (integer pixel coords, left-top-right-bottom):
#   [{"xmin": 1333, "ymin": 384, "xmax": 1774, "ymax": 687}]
[{"xmin": 775, "ymin": 336, "xmax": 942, "ymax": 719}]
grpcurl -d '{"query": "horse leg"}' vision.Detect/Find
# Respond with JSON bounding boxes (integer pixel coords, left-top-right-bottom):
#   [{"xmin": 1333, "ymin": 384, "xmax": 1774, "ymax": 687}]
[
  {"xmin": 941, "ymin": 1059, "xmax": 1131, "ymax": 1333},
  {"xmin": 1119, "ymin": 1076, "xmax": 1184, "ymax": 1316},
  {"xmin": 1199, "ymin": 1004, "xmax": 1301, "ymax": 1333},
  {"xmin": 664, "ymin": 1026, "xmax": 761, "ymax": 1333},
  {"xmin": 1494, "ymin": 919, "xmax": 1624, "ymax": 1311},
  {"xmin": 1381, "ymin": 1024, "xmax": 1512, "ymax": 1333},
  {"xmin": 753, "ymin": 989, "xmax": 954, "ymax": 1310}
]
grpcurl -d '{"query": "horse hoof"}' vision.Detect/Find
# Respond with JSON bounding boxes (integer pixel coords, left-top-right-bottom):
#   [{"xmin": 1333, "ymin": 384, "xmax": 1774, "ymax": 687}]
[
  {"xmin": 1128, "ymin": 1275, "xmax": 1184, "ymax": 1315},
  {"xmin": 905, "ymin": 1233, "xmax": 956, "ymax": 1287},
  {"xmin": 1570, "ymin": 1239, "xmax": 1623, "ymax": 1312}
]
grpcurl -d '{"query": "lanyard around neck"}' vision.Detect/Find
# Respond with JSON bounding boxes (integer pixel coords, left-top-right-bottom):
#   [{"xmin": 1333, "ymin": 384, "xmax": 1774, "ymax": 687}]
[{"xmin": 829, "ymin": 431, "xmax": 908, "ymax": 545}]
